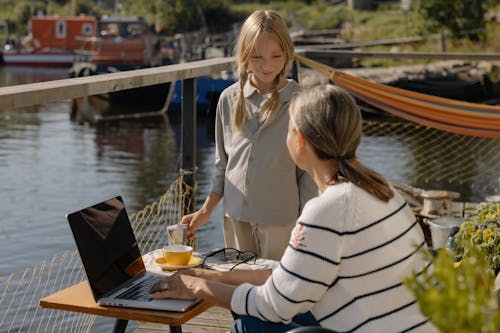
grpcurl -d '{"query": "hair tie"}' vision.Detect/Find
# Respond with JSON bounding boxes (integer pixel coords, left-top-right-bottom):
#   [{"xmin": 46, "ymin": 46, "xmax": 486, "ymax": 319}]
[{"xmin": 336, "ymin": 154, "xmax": 355, "ymax": 161}]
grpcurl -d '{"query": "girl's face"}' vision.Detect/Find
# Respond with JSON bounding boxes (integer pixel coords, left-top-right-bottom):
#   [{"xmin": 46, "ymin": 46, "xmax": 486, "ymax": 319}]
[{"xmin": 247, "ymin": 34, "xmax": 285, "ymax": 91}]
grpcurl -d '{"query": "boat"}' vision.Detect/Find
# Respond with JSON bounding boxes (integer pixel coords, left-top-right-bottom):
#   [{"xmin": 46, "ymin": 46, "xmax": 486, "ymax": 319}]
[
  {"xmin": 69, "ymin": 16, "xmax": 235, "ymax": 121},
  {"xmin": 1, "ymin": 15, "xmax": 97, "ymax": 67},
  {"xmin": 68, "ymin": 16, "xmax": 177, "ymax": 122},
  {"xmin": 69, "ymin": 16, "xmax": 174, "ymax": 111}
]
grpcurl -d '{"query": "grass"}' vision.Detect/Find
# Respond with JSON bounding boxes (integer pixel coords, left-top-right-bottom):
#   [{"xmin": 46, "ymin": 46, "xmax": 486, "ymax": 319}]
[{"xmin": 231, "ymin": 1, "xmax": 500, "ymax": 68}]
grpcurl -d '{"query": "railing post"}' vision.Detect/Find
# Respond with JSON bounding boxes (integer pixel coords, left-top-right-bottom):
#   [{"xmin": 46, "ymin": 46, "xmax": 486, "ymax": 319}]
[
  {"xmin": 180, "ymin": 78, "xmax": 197, "ymax": 216},
  {"xmin": 291, "ymin": 60, "xmax": 300, "ymax": 83}
]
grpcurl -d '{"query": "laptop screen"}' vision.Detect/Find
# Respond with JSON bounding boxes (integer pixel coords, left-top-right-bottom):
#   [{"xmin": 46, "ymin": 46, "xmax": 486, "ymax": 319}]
[{"xmin": 67, "ymin": 196, "xmax": 146, "ymax": 300}]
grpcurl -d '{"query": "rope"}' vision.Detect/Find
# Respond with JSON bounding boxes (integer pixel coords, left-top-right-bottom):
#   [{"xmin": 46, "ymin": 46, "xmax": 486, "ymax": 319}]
[
  {"xmin": 0, "ymin": 176, "xmax": 194, "ymax": 332},
  {"xmin": 295, "ymin": 53, "xmax": 500, "ymax": 138}
]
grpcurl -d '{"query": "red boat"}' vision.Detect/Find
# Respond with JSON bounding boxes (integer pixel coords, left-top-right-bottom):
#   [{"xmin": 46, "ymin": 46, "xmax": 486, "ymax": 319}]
[{"xmin": 1, "ymin": 15, "xmax": 97, "ymax": 67}]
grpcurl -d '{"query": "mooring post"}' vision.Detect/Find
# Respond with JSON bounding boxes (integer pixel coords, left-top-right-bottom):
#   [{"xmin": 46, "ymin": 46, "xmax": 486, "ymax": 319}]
[{"xmin": 181, "ymin": 78, "xmax": 197, "ymax": 217}]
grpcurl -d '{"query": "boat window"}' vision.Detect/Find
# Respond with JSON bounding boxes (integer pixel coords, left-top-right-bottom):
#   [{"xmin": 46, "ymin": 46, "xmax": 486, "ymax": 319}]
[
  {"xmin": 56, "ymin": 21, "xmax": 67, "ymax": 39},
  {"xmin": 99, "ymin": 23, "xmax": 119, "ymax": 37},
  {"xmin": 82, "ymin": 23, "xmax": 94, "ymax": 36},
  {"xmin": 124, "ymin": 23, "xmax": 143, "ymax": 38}
]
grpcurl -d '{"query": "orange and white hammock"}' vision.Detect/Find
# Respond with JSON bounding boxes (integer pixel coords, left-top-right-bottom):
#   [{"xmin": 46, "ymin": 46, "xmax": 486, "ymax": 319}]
[{"xmin": 295, "ymin": 54, "xmax": 500, "ymax": 138}]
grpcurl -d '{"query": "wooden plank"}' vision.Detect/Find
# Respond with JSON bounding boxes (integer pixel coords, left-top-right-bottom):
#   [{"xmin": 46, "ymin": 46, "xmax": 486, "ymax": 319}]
[
  {"xmin": 0, "ymin": 57, "xmax": 235, "ymax": 110},
  {"xmin": 304, "ymin": 50, "xmax": 500, "ymax": 61},
  {"xmin": 322, "ymin": 48, "xmax": 500, "ymax": 60},
  {"xmin": 135, "ymin": 306, "xmax": 233, "ymax": 333},
  {"xmin": 296, "ymin": 36, "xmax": 426, "ymax": 50}
]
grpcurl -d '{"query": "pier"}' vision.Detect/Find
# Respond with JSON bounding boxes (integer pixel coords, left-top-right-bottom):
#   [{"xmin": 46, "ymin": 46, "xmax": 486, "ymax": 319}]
[{"xmin": 0, "ymin": 52, "xmax": 499, "ymax": 332}]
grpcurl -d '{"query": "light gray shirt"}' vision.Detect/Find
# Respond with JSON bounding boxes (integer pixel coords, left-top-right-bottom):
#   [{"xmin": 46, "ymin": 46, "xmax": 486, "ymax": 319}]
[{"xmin": 211, "ymin": 77, "xmax": 317, "ymax": 225}]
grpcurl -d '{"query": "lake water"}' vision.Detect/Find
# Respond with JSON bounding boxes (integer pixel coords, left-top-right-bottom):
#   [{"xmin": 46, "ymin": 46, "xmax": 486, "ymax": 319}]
[
  {"xmin": 0, "ymin": 66, "xmax": 226, "ymax": 332},
  {"xmin": 0, "ymin": 66, "xmax": 497, "ymax": 332}
]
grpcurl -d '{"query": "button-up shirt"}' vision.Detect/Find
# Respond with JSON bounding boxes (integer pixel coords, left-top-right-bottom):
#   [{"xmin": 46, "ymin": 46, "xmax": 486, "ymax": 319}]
[{"xmin": 211, "ymin": 77, "xmax": 317, "ymax": 225}]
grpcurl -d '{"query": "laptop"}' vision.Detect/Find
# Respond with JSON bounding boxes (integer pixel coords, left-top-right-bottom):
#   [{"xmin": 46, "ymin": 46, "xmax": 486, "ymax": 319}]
[{"xmin": 66, "ymin": 195, "xmax": 199, "ymax": 312}]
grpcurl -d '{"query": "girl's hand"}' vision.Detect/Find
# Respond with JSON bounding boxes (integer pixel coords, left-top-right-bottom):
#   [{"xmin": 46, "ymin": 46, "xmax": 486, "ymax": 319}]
[{"xmin": 180, "ymin": 210, "xmax": 210, "ymax": 238}]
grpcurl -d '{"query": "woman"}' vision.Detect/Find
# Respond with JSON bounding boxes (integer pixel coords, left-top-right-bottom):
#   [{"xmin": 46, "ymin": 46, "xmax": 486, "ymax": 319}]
[{"xmin": 152, "ymin": 85, "xmax": 436, "ymax": 333}]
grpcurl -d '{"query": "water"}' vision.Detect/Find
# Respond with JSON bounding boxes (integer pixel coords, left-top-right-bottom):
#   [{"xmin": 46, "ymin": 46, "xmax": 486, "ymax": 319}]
[
  {"xmin": 0, "ymin": 66, "xmax": 497, "ymax": 332},
  {"xmin": 0, "ymin": 66, "xmax": 224, "ymax": 332}
]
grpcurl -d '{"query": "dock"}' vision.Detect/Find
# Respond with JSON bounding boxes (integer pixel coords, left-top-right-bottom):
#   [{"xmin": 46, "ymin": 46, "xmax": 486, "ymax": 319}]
[
  {"xmin": 134, "ymin": 306, "xmax": 232, "ymax": 333},
  {"xmin": 0, "ymin": 50, "xmax": 498, "ymax": 332}
]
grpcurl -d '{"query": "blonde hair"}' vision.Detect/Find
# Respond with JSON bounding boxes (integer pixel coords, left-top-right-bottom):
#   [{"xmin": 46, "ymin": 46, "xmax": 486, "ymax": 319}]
[
  {"xmin": 290, "ymin": 84, "xmax": 394, "ymax": 202},
  {"xmin": 232, "ymin": 10, "xmax": 294, "ymax": 131}
]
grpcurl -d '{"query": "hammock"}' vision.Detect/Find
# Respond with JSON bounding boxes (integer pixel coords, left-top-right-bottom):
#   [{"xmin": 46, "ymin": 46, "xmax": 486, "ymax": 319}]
[{"xmin": 295, "ymin": 54, "xmax": 500, "ymax": 138}]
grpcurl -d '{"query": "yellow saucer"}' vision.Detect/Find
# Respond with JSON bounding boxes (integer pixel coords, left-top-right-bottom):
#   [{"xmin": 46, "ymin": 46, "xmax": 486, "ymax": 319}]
[{"xmin": 155, "ymin": 255, "xmax": 202, "ymax": 271}]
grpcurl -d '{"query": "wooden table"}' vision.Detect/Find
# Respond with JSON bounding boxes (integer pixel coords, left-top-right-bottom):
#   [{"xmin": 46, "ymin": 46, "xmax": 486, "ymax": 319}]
[{"xmin": 39, "ymin": 280, "xmax": 212, "ymax": 333}]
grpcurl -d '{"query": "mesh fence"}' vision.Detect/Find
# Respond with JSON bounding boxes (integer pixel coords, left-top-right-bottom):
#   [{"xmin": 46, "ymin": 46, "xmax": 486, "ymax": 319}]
[
  {"xmin": 0, "ymin": 120, "xmax": 499, "ymax": 332},
  {"xmin": 0, "ymin": 177, "xmax": 194, "ymax": 333}
]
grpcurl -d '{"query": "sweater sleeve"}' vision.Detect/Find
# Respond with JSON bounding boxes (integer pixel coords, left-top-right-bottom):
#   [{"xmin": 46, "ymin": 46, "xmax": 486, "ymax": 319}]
[{"xmin": 230, "ymin": 196, "xmax": 343, "ymax": 322}]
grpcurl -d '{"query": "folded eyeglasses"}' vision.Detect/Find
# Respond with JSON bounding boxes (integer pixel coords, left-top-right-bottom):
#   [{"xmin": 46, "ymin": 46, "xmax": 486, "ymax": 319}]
[{"xmin": 201, "ymin": 247, "xmax": 257, "ymax": 271}]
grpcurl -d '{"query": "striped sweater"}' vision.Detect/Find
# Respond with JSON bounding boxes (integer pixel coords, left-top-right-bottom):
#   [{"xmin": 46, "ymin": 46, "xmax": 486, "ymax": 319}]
[{"xmin": 231, "ymin": 182, "xmax": 437, "ymax": 332}]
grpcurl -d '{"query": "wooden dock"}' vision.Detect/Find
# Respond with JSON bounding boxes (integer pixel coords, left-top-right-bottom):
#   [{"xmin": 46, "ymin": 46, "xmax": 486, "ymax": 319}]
[{"xmin": 134, "ymin": 306, "xmax": 233, "ymax": 333}]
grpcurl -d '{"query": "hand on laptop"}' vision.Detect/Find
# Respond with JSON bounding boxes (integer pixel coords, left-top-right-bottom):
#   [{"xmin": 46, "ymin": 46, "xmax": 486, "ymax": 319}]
[{"xmin": 150, "ymin": 273, "xmax": 199, "ymax": 301}]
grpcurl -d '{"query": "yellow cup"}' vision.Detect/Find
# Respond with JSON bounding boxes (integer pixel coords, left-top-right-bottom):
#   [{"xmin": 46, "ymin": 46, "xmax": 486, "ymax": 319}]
[{"xmin": 162, "ymin": 245, "xmax": 193, "ymax": 266}]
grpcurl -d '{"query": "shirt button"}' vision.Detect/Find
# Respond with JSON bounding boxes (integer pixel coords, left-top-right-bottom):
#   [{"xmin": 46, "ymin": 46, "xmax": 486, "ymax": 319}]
[
  {"xmin": 252, "ymin": 134, "xmax": 259, "ymax": 140},
  {"xmin": 242, "ymin": 199, "xmax": 248, "ymax": 206},
  {"xmin": 245, "ymin": 178, "xmax": 250, "ymax": 185},
  {"xmin": 249, "ymin": 156, "xmax": 254, "ymax": 162}
]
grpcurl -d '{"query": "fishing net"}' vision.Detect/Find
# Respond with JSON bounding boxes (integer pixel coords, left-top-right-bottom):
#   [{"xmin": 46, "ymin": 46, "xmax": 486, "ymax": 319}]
[{"xmin": 0, "ymin": 177, "xmax": 194, "ymax": 333}]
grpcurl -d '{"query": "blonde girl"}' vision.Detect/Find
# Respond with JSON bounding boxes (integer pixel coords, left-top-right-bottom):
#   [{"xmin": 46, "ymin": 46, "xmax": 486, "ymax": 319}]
[{"xmin": 180, "ymin": 9, "xmax": 316, "ymax": 260}]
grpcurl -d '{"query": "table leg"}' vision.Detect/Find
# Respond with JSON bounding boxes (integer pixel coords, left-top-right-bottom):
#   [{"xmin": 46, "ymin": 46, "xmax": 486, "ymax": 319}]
[
  {"xmin": 170, "ymin": 325, "xmax": 182, "ymax": 333},
  {"xmin": 112, "ymin": 319, "xmax": 128, "ymax": 333}
]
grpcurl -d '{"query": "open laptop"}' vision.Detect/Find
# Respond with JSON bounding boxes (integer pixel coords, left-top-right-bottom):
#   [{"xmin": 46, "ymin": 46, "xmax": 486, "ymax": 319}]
[{"xmin": 66, "ymin": 195, "xmax": 199, "ymax": 312}]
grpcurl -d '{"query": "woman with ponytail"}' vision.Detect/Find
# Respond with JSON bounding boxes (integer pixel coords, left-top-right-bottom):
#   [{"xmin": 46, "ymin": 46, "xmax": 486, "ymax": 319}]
[
  {"xmin": 152, "ymin": 84, "xmax": 436, "ymax": 333},
  {"xmin": 180, "ymin": 9, "xmax": 317, "ymax": 260}
]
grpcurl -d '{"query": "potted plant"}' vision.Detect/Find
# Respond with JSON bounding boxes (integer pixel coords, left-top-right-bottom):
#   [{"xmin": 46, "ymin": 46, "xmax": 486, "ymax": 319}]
[
  {"xmin": 404, "ymin": 202, "xmax": 500, "ymax": 332},
  {"xmin": 454, "ymin": 202, "xmax": 500, "ymax": 275},
  {"xmin": 404, "ymin": 247, "xmax": 500, "ymax": 332}
]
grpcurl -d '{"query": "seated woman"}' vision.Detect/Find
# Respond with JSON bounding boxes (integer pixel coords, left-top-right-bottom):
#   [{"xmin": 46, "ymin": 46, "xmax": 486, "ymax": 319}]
[{"xmin": 151, "ymin": 84, "xmax": 437, "ymax": 333}]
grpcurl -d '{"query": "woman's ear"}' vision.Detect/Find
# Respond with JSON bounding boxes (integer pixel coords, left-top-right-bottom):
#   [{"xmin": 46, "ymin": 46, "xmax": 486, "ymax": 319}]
[{"xmin": 295, "ymin": 129, "xmax": 307, "ymax": 152}]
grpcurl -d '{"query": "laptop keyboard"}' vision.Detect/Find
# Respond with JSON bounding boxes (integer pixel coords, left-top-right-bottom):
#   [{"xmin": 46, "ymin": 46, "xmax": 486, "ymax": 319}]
[{"xmin": 116, "ymin": 275, "xmax": 162, "ymax": 301}]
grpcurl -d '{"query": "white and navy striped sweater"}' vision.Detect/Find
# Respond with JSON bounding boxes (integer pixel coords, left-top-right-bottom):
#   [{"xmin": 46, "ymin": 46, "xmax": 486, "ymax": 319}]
[{"xmin": 231, "ymin": 182, "xmax": 437, "ymax": 332}]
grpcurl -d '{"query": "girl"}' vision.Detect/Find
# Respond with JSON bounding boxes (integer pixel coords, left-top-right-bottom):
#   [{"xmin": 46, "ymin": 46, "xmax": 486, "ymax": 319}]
[
  {"xmin": 153, "ymin": 85, "xmax": 437, "ymax": 333},
  {"xmin": 180, "ymin": 10, "xmax": 316, "ymax": 260}
]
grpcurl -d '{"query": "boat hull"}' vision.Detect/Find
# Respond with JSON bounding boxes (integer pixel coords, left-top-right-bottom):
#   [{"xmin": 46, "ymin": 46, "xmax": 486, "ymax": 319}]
[{"xmin": 1, "ymin": 52, "xmax": 78, "ymax": 67}]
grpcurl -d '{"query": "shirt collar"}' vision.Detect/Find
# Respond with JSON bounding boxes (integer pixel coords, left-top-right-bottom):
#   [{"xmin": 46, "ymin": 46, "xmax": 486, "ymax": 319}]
[{"xmin": 243, "ymin": 75, "xmax": 298, "ymax": 102}]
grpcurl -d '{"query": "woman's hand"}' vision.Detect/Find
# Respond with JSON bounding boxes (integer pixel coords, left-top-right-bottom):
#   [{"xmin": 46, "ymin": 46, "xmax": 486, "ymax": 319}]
[
  {"xmin": 150, "ymin": 273, "xmax": 201, "ymax": 301},
  {"xmin": 150, "ymin": 272, "xmax": 236, "ymax": 309}
]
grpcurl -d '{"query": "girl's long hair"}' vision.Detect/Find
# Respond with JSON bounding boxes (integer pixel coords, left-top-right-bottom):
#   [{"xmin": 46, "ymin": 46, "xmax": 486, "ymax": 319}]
[
  {"xmin": 290, "ymin": 84, "xmax": 394, "ymax": 202},
  {"xmin": 232, "ymin": 10, "xmax": 294, "ymax": 131}
]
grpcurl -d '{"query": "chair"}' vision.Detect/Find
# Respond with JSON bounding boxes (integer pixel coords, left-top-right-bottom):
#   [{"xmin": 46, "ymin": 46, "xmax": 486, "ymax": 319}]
[{"xmin": 286, "ymin": 327, "xmax": 337, "ymax": 333}]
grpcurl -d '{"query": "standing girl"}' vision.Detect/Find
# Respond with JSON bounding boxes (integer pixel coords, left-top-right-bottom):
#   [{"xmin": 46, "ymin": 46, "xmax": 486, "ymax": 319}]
[{"xmin": 180, "ymin": 10, "xmax": 316, "ymax": 260}]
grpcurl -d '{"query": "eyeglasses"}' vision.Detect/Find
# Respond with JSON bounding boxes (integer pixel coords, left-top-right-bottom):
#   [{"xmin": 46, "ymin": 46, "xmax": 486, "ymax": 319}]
[{"xmin": 201, "ymin": 247, "xmax": 257, "ymax": 271}]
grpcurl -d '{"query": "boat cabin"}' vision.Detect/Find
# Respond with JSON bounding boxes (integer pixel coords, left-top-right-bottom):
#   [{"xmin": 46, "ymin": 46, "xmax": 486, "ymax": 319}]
[
  {"xmin": 28, "ymin": 15, "xmax": 97, "ymax": 51},
  {"xmin": 85, "ymin": 17, "xmax": 157, "ymax": 67}
]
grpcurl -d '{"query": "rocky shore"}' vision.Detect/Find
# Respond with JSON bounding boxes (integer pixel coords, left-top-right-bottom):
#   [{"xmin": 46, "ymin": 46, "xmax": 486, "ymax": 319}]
[{"xmin": 299, "ymin": 60, "xmax": 500, "ymax": 105}]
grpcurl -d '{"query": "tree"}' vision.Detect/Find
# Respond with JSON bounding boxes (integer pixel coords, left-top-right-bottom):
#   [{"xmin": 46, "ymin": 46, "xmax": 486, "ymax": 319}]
[{"xmin": 414, "ymin": 0, "xmax": 496, "ymax": 42}]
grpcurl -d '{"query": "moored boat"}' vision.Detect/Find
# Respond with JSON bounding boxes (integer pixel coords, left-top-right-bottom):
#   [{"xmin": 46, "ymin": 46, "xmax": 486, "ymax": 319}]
[
  {"xmin": 1, "ymin": 15, "xmax": 97, "ymax": 67},
  {"xmin": 69, "ymin": 17, "xmax": 173, "ymax": 110}
]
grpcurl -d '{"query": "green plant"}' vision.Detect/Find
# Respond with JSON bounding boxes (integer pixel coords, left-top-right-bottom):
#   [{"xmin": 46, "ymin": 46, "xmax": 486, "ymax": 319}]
[
  {"xmin": 404, "ymin": 247, "xmax": 500, "ymax": 333},
  {"xmin": 413, "ymin": 0, "xmax": 497, "ymax": 42},
  {"xmin": 454, "ymin": 202, "xmax": 500, "ymax": 274}
]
